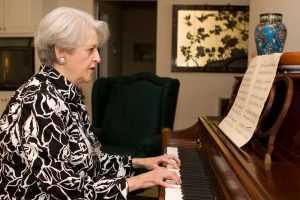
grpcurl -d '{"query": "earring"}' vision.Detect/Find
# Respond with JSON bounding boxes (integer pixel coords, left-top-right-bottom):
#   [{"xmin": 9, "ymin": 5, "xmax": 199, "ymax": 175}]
[{"xmin": 58, "ymin": 57, "xmax": 65, "ymax": 65}]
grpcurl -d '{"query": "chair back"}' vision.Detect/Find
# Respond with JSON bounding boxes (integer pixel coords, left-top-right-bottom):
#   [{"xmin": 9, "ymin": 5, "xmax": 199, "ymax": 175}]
[{"xmin": 92, "ymin": 72, "xmax": 180, "ymax": 157}]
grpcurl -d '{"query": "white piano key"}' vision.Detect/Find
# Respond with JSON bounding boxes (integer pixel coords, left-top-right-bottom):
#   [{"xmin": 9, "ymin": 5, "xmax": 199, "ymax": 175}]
[
  {"xmin": 165, "ymin": 187, "xmax": 183, "ymax": 200},
  {"xmin": 166, "ymin": 146, "xmax": 178, "ymax": 156},
  {"xmin": 165, "ymin": 147, "xmax": 183, "ymax": 200}
]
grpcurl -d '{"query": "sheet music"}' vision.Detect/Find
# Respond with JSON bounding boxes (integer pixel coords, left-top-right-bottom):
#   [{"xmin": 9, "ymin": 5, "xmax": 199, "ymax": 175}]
[{"xmin": 219, "ymin": 53, "xmax": 282, "ymax": 147}]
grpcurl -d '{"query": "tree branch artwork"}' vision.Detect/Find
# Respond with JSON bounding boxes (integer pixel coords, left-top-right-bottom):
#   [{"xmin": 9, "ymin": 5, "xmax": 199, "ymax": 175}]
[{"xmin": 172, "ymin": 5, "xmax": 249, "ymax": 72}]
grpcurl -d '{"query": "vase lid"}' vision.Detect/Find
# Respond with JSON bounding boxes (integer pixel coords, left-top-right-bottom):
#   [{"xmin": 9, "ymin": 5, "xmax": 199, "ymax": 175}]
[
  {"xmin": 259, "ymin": 13, "xmax": 283, "ymax": 23},
  {"xmin": 260, "ymin": 13, "xmax": 282, "ymax": 17}
]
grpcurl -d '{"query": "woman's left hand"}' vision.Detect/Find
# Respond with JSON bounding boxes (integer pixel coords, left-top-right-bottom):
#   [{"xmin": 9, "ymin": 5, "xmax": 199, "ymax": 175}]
[{"xmin": 132, "ymin": 154, "xmax": 181, "ymax": 170}]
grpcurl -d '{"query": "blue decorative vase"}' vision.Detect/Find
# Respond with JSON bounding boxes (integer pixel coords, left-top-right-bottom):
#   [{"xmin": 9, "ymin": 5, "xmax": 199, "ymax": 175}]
[{"xmin": 255, "ymin": 13, "xmax": 287, "ymax": 55}]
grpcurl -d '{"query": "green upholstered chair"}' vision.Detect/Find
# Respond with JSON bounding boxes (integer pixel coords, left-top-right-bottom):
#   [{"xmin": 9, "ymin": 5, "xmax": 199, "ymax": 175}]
[{"xmin": 91, "ymin": 72, "xmax": 180, "ymax": 158}]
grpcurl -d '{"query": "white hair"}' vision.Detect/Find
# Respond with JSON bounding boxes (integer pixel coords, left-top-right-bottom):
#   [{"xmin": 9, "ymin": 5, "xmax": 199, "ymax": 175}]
[{"xmin": 35, "ymin": 7, "xmax": 109, "ymax": 65}]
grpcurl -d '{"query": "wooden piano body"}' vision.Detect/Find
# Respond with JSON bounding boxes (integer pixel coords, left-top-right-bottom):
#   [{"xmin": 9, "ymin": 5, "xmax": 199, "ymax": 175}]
[{"xmin": 160, "ymin": 71, "xmax": 300, "ymax": 200}]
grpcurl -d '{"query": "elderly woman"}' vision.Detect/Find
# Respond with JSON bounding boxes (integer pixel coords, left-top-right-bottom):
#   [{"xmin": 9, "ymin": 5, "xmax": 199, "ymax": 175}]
[{"xmin": 0, "ymin": 7, "xmax": 180, "ymax": 200}]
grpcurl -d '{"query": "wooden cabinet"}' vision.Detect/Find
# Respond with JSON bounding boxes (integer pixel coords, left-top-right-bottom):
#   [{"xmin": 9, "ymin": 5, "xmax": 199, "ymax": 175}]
[
  {"xmin": 0, "ymin": 0, "xmax": 94, "ymax": 36},
  {"xmin": 0, "ymin": 0, "xmax": 43, "ymax": 36},
  {"xmin": 0, "ymin": 0, "xmax": 4, "ymax": 32},
  {"xmin": 57, "ymin": 0, "xmax": 93, "ymax": 14}
]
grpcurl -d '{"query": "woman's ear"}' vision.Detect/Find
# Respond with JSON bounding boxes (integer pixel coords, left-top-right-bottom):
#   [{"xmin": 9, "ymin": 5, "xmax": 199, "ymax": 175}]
[{"xmin": 54, "ymin": 47, "xmax": 66, "ymax": 65}]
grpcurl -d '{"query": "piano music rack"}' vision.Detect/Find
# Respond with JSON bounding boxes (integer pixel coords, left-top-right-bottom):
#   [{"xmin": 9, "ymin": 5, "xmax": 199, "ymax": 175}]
[{"xmin": 227, "ymin": 53, "xmax": 300, "ymax": 165}]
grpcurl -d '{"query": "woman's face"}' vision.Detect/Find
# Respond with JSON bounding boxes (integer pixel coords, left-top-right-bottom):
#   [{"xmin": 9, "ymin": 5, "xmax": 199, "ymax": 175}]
[{"xmin": 56, "ymin": 29, "xmax": 101, "ymax": 86}]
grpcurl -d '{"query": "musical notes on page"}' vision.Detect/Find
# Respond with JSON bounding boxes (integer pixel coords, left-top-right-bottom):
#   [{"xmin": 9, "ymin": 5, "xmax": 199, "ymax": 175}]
[{"xmin": 218, "ymin": 53, "xmax": 282, "ymax": 147}]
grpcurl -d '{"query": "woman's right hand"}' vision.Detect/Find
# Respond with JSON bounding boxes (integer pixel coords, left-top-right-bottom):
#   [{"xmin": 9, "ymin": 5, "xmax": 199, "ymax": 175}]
[{"xmin": 127, "ymin": 167, "xmax": 181, "ymax": 192}]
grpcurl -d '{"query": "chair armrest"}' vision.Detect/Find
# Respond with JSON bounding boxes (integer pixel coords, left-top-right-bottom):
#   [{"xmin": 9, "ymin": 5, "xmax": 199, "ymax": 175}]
[{"xmin": 162, "ymin": 128, "xmax": 171, "ymax": 151}]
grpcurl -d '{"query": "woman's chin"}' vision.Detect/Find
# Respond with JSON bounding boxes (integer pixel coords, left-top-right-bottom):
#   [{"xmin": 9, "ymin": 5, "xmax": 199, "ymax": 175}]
[{"xmin": 84, "ymin": 75, "xmax": 94, "ymax": 83}]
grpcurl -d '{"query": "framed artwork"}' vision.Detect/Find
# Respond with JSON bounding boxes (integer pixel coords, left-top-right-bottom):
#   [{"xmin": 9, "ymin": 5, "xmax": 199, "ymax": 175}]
[{"xmin": 172, "ymin": 5, "xmax": 249, "ymax": 73}]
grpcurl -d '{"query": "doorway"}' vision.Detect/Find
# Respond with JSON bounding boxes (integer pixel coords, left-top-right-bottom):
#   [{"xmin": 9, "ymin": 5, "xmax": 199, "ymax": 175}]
[{"xmin": 98, "ymin": 0, "xmax": 157, "ymax": 77}]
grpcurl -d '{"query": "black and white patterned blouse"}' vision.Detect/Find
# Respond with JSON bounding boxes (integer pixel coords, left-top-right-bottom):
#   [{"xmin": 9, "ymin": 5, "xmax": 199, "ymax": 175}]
[{"xmin": 0, "ymin": 66, "xmax": 133, "ymax": 200}]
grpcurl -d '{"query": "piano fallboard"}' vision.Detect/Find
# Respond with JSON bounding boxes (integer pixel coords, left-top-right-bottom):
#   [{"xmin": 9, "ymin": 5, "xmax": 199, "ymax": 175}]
[{"xmin": 160, "ymin": 116, "xmax": 300, "ymax": 200}]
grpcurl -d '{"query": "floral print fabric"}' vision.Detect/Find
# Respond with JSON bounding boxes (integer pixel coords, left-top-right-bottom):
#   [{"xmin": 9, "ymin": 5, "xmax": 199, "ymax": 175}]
[{"xmin": 0, "ymin": 66, "xmax": 133, "ymax": 200}]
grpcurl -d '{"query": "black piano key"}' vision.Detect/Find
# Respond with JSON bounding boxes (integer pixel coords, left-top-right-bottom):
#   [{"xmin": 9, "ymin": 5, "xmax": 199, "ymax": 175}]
[
  {"xmin": 183, "ymin": 194, "xmax": 214, "ymax": 198},
  {"xmin": 177, "ymin": 147, "xmax": 220, "ymax": 200},
  {"xmin": 182, "ymin": 193, "xmax": 215, "ymax": 199}
]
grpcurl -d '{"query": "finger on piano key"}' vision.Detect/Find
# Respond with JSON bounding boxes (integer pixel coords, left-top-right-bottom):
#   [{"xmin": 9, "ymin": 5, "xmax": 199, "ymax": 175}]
[
  {"xmin": 166, "ymin": 155, "xmax": 181, "ymax": 169},
  {"xmin": 165, "ymin": 179, "xmax": 181, "ymax": 188},
  {"xmin": 165, "ymin": 147, "xmax": 184, "ymax": 200},
  {"xmin": 167, "ymin": 168, "xmax": 180, "ymax": 176},
  {"xmin": 166, "ymin": 147, "xmax": 181, "ymax": 169}
]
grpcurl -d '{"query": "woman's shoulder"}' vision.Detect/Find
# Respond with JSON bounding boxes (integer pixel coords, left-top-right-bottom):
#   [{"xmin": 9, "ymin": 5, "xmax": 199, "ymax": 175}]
[
  {"xmin": 1, "ymin": 74, "xmax": 60, "ymax": 121},
  {"xmin": 15, "ymin": 73, "xmax": 60, "ymax": 104},
  {"xmin": 14, "ymin": 75, "xmax": 70, "ymax": 118}
]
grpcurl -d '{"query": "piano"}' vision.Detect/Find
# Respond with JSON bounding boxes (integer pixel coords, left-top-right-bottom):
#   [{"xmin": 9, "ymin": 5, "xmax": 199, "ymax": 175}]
[{"xmin": 160, "ymin": 71, "xmax": 300, "ymax": 200}]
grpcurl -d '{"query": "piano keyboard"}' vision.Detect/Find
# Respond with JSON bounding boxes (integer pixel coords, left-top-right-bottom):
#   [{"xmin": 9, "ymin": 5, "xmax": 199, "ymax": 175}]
[{"xmin": 165, "ymin": 147, "xmax": 219, "ymax": 200}]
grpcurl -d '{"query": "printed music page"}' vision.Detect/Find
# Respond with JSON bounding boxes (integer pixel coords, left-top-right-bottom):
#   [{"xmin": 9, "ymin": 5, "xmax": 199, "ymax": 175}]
[{"xmin": 218, "ymin": 53, "xmax": 282, "ymax": 147}]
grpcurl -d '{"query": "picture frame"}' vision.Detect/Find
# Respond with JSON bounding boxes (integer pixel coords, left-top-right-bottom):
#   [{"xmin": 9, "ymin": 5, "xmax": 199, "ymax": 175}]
[{"xmin": 172, "ymin": 5, "xmax": 249, "ymax": 73}]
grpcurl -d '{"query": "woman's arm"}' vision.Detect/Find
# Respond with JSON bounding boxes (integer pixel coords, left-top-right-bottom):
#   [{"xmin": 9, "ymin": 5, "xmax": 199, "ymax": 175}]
[{"xmin": 98, "ymin": 151, "xmax": 134, "ymax": 178}]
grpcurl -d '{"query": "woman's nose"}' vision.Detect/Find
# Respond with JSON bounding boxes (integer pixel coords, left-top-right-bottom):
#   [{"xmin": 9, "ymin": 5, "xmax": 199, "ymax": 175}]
[{"xmin": 94, "ymin": 49, "xmax": 101, "ymax": 63}]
